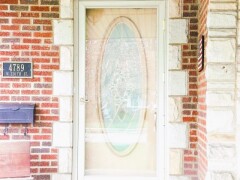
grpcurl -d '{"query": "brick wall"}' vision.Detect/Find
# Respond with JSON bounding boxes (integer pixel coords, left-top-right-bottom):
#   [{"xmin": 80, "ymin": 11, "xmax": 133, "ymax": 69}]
[
  {"xmin": 0, "ymin": 0, "xmax": 60, "ymax": 179},
  {"xmin": 197, "ymin": 0, "xmax": 209, "ymax": 179},
  {"xmin": 182, "ymin": 0, "xmax": 198, "ymax": 178}
]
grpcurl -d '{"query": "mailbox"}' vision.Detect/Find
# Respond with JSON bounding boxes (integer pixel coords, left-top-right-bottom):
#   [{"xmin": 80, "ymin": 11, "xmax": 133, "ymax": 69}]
[{"xmin": 0, "ymin": 103, "xmax": 35, "ymax": 124}]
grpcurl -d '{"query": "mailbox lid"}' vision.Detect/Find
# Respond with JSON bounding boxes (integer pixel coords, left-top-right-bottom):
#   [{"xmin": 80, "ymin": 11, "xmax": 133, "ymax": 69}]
[
  {"xmin": 0, "ymin": 103, "xmax": 35, "ymax": 124},
  {"xmin": 0, "ymin": 103, "xmax": 34, "ymax": 110}
]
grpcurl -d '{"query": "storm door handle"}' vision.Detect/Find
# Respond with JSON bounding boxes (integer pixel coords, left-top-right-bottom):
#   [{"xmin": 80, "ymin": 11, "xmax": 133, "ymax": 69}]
[{"xmin": 80, "ymin": 97, "xmax": 89, "ymax": 103}]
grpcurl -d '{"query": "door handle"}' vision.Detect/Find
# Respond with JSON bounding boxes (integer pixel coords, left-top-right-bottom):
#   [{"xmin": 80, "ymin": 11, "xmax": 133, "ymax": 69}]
[{"xmin": 80, "ymin": 97, "xmax": 89, "ymax": 103}]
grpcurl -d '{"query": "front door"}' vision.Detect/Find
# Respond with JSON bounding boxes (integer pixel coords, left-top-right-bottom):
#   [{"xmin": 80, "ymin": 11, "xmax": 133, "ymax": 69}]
[{"xmin": 77, "ymin": 1, "xmax": 166, "ymax": 179}]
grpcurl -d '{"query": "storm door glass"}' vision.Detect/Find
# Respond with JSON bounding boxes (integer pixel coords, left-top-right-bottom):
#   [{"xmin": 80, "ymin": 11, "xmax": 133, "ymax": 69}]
[{"xmin": 85, "ymin": 8, "xmax": 157, "ymax": 176}]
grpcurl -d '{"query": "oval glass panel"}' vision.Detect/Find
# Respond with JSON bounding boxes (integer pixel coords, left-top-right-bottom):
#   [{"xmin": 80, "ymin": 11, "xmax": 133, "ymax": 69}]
[{"xmin": 99, "ymin": 18, "xmax": 147, "ymax": 156}]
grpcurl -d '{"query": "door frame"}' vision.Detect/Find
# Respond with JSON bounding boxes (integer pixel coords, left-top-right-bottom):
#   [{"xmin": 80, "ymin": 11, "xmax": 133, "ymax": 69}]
[{"xmin": 73, "ymin": 1, "xmax": 167, "ymax": 180}]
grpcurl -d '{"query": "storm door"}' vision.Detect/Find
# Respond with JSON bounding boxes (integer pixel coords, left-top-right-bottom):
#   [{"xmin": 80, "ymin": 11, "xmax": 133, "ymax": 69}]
[{"xmin": 77, "ymin": 1, "xmax": 166, "ymax": 180}]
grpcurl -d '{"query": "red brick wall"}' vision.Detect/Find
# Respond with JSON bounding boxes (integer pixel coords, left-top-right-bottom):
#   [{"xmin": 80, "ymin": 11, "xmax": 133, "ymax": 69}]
[
  {"xmin": 0, "ymin": 0, "xmax": 60, "ymax": 179},
  {"xmin": 182, "ymin": 0, "xmax": 198, "ymax": 179},
  {"xmin": 197, "ymin": 0, "xmax": 209, "ymax": 179}
]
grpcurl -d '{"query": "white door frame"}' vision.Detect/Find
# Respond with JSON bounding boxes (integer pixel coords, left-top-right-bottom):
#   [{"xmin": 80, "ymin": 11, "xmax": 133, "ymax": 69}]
[{"xmin": 73, "ymin": 1, "xmax": 167, "ymax": 180}]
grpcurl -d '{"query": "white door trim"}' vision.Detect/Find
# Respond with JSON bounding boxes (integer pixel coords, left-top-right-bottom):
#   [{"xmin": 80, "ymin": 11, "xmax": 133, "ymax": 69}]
[{"xmin": 73, "ymin": 1, "xmax": 167, "ymax": 180}]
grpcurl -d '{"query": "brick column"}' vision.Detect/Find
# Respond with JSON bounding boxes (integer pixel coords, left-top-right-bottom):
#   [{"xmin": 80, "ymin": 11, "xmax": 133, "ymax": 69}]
[
  {"xmin": 197, "ymin": 0, "xmax": 209, "ymax": 179},
  {"xmin": 168, "ymin": 0, "xmax": 198, "ymax": 179}
]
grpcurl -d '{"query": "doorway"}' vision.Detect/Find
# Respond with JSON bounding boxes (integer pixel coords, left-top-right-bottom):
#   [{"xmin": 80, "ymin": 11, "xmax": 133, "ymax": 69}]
[{"xmin": 74, "ymin": 1, "xmax": 166, "ymax": 180}]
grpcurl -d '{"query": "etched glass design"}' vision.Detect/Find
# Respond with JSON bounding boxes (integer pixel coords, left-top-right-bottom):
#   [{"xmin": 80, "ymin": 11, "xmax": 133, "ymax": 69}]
[{"xmin": 99, "ymin": 21, "xmax": 146, "ymax": 155}]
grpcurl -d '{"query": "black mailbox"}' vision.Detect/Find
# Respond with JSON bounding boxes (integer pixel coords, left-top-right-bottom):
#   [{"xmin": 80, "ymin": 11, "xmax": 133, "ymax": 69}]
[{"xmin": 0, "ymin": 103, "xmax": 35, "ymax": 124}]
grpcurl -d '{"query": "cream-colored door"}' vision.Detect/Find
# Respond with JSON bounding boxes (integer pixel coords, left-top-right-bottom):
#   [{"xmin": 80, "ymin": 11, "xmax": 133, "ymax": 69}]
[{"xmin": 85, "ymin": 8, "xmax": 157, "ymax": 176}]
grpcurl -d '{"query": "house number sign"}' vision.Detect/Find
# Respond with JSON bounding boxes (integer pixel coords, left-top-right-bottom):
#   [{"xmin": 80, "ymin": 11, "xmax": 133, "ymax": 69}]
[{"xmin": 2, "ymin": 62, "xmax": 32, "ymax": 78}]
